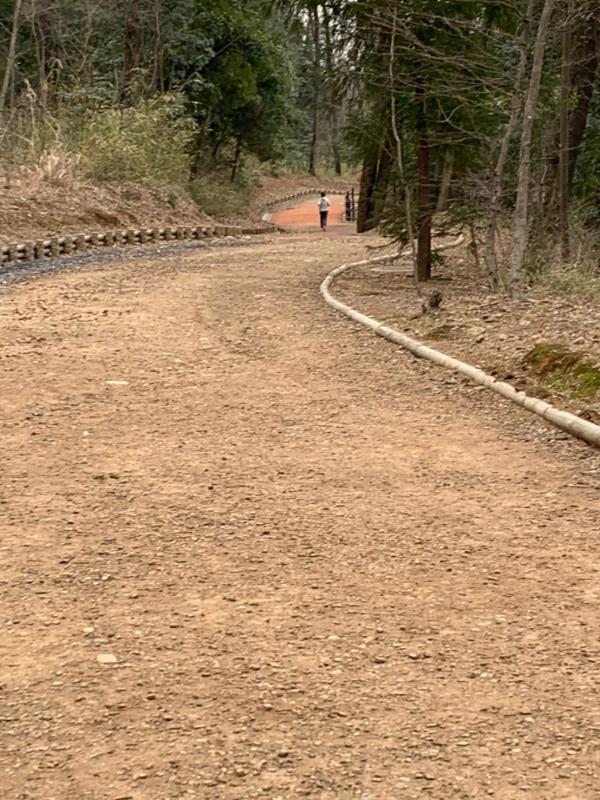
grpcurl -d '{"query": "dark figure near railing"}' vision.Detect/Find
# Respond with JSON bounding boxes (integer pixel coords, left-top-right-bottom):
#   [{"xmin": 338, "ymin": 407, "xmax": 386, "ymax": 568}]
[{"xmin": 345, "ymin": 191, "xmax": 352, "ymax": 222}]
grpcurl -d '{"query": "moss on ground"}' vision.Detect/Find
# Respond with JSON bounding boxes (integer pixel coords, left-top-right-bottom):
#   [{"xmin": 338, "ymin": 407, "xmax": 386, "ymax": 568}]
[
  {"xmin": 426, "ymin": 324, "xmax": 455, "ymax": 340},
  {"xmin": 524, "ymin": 342, "xmax": 600, "ymax": 402}
]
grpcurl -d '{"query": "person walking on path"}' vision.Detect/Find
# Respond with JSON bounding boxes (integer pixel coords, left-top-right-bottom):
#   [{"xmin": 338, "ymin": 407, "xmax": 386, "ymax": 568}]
[{"xmin": 318, "ymin": 191, "xmax": 331, "ymax": 231}]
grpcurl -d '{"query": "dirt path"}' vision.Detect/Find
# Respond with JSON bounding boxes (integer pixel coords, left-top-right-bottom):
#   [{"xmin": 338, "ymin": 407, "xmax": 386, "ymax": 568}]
[
  {"xmin": 2, "ymin": 229, "xmax": 600, "ymax": 800},
  {"xmin": 271, "ymin": 195, "xmax": 351, "ymax": 233}
]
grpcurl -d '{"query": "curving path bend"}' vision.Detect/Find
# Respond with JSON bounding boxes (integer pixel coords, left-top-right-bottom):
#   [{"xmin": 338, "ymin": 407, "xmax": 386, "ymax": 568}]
[
  {"xmin": 1, "ymin": 224, "xmax": 600, "ymax": 800},
  {"xmin": 271, "ymin": 193, "xmax": 350, "ymax": 232}
]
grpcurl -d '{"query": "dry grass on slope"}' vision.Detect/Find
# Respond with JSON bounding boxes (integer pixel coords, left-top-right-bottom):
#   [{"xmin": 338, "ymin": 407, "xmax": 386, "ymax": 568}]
[{"xmin": 0, "ymin": 175, "xmax": 212, "ymax": 245}]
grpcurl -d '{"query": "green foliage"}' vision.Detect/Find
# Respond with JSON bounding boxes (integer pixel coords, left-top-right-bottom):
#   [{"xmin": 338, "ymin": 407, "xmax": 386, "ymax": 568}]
[
  {"xmin": 344, "ymin": 0, "xmax": 523, "ymax": 239},
  {"xmin": 572, "ymin": 95, "xmax": 600, "ymax": 227},
  {"xmin": 3, "ymin": 0, "xmax": 599, "ymax": 271},
  {"xmin": 163, "ymin": 0, "xmax": 298, "ymax": 168},
  {"xmin": 0, "ymin": 0, "xmax": 307, "ymax": 184},
  {"xmin": 71, "ymin": 95, "xmax": 197, "ymax": 185},
  {"xmin": 189, "ymin": 161, "xmax": 259, "ymax": 217}
]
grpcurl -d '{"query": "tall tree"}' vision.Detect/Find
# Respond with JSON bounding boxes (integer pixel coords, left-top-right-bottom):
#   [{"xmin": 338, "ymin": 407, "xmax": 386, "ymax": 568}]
[
  {"xmin": 510, "ymin": 0, "xmax": 557, "ymax": 298},
  {"xmin": 485, "ymin": 0, "xmax": 535, "ymax": 290},
  {"xmin": 307, "ymin": 5, "xmax": 320, "ymax": 175},
  {"xmin": 0, "ymin": 0, "xmax": 23, "ymax": 111},
  {"xmin": 322, "ymin": 3, "xmax": 342, "ymax": 175},
  {"xmin": 559, "ymin": 1, "xmax": 571, "ymax": 260}
]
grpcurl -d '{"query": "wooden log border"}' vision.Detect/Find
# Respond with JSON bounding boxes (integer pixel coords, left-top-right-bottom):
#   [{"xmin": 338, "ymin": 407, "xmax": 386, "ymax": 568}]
[
  {"xmin": 1, "ymin": 187, "xmax": 350, "ymax": 266},
  {"xmin": 321, "ymin": 248, "xmax": 600, "ymax": 450},
  {"xmin": 0, "ymin": 222, "xmax": 275, "ymax": 267},
  {"xmin": 261, "ymin": 188, "xmax": 349, "ymax": 221},
  {"xmin": 262, "ymin": 188, "xmax": 348, "ymax": 209}
]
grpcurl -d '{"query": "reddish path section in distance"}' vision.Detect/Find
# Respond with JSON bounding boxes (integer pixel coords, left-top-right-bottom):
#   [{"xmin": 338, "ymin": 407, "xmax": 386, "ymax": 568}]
[{"xmin": 271, "ymin": 193, "xmax": 353, "ymax": 232}]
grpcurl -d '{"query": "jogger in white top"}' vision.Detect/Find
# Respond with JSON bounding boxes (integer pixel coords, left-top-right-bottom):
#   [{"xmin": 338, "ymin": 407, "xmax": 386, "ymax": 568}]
[{"xmin": 318, "ymin": 191, "xmax": 331, "ymax": 230}]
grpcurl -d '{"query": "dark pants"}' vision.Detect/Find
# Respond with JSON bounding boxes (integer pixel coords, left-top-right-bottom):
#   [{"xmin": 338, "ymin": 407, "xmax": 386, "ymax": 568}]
[{"xmin": 320, "ymin": 210, "xmax": 328, "ymax": 228}]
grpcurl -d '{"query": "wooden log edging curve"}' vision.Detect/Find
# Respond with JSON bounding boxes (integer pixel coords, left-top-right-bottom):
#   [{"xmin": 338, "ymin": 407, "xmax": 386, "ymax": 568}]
[
  {"xmin": 321, "ymin": 253, "xmax": 600, "ymax": 450},
  {"xmin": 263, "ymin": 187, "xmax": 348, "ymax": 210},
  {"xmin": 0, "ymin": 222, "xmax": 275, "ymax": 268},
  {"xmin": 261, "ymin": 188, "xmax": 350, "ymax": 224}
]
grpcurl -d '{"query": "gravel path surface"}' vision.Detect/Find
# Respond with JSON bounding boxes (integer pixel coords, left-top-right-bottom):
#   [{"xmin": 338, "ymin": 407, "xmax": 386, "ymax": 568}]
[
  {"xmin": 2, "ymin": 230, "xmax": 600, "ymax": 800},
  {"xmin": 0, "ymin": 236, "xmax": 268, "ymax": 289}
]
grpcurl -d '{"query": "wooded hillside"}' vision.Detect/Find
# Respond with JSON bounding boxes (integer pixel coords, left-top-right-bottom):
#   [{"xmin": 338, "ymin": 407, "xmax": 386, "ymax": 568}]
[{"xmin": 1, "ymin": 0, "xmax": 599, "ymax": 294}]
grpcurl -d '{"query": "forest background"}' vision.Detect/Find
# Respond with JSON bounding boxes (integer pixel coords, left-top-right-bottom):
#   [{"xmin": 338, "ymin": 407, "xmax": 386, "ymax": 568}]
[{"xmin": 0, "ymin": 0, "xmax": 599, "ymax": 297}]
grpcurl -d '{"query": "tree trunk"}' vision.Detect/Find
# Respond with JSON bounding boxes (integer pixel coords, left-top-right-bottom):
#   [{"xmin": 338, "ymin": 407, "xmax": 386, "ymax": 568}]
[
  {"xmin": 28, "ymin": 0, "xmax": 48, "ymax": 110},
  {"xmin": 510, "ymin": 0, "xmax": 557, "ymax": 298},
  {"xmin": 230, "ymin": 138, "xmax": 242, "ymax": 182},
  {"xmin": 322, "ymin": 5, "xmax": 342, "ymax": 176},
  {"xmin": 121, "ymin": 0, "xmax": 144, "ymax": 101},
  {"xmin": 435, "ymin": 151, "xmax": 454, "ymax": 214},
  {"xmin": 374, "ymin": 139, "xmax": 393, "ymax": 218},
  {"xmin": 0, "ymin": 0, "xmax": 24, "ymax": 112},
  {"xmin": 357, "ymin": 151, "xmax": 379, "ymax": 232},
  {"xmin": 567, "ymin": 5, "xmax": 599, "ymax": 185},
  {"xmin": 308, "ymin": 8, "xmax": 320, "ymax": 176},
  {"xmin": 416, "ymin": 85, "xmax": 432, "ymax": 283},
  {"xmin": 356, "ymin": 136, "xmax": 393, "ymax": 233},
  {"xmin": 389, "ymin": 10, "xmax": 418, "ymax": 284},
  {"xmin": 34, "ymin": 0, "xmax": 56, "ymax": 84},
  {"xmin": 545, "ymin": 1, "xmax": 599, "ymax": 207},
  {"xmin": 559, "ymin": 8, "xmax": 571, "ymax": 261},
  {"xmin": 152, "ymin": 0, "xmax": 164, "ymax": 91},
  {"xmin": 485, "ymin": 0, "xmax": 534, "ymax": 290}
]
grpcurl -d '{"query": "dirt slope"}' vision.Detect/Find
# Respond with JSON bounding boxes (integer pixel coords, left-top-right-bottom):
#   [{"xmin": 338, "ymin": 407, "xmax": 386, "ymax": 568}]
[
  {"xmin": 0, "ymin": 180, "xmax": 212, "ymax": 244},
  {"xmin": 0, "ymin": 175, "xmax": 355, "ymax": 245},
  {"xmin": 1, "ymin": 230, "xmax": 600, "ymax": 800}
]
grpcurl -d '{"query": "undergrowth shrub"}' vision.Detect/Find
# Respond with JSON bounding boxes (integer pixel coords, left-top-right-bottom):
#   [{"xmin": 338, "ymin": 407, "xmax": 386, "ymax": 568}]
[
  {"xmin": 533, "ymin": 263, "xmax": 600, "ymax": 301},
  {"xmin": 525, "ymin": 342, "xmax": 600, "ymax": 402},
  {"xmin": 19, "ymin": 148, "xmax": 80, "ymax": 189},
  {"xmin": 2, "ymin": 93, "xmax": 197, "ymax": 190},
  {"xmin": 190, "ymin": 166, "xmax": 259, "ymax": 218},
  {"xmin": 73, "ymin": 95, "xmax": 197, "ymax": 186},
  {"xmin": 528, "ymin": 222, "xmax": 600, "ymax": 301}
]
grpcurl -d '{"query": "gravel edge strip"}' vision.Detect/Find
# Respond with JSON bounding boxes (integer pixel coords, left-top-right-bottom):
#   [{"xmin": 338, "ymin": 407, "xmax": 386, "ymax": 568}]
[
  {"xmin": 322, "ymin": 250, "xmax": 600, "ymax": 450},
  {"xmin": 0, "ymin": 235, "xmax": 269, "ymax": 289},
  {"xmin": 0, "ymin": 223, "xmax": 274, "ymax": 270}
]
